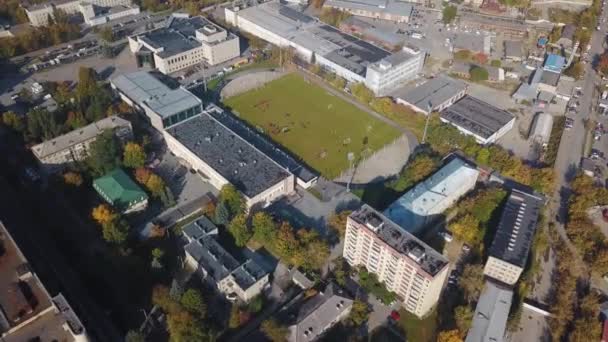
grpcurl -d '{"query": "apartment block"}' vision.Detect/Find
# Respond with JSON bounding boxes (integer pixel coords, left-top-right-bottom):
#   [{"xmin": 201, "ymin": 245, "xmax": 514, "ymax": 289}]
[
  {"xmin": 24, "ymin": 0, "xmax": 132, "ymax": 26},
  {"xmin": 128, "ymin": 15, "xmax": 240, "ymax": 74},
  {"xmin": 31, "ymin": 116, "xmax": 132, "ymax": 173},
  {"xmin": 483, "ymin": 189, "xmax": 543, "ymax": 285},
  {"xmin": 343, "ymin": 205, "xmax": 449, "ymax": 318}
]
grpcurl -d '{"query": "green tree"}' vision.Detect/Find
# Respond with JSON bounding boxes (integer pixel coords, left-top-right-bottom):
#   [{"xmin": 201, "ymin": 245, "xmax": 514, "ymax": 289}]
[
  {"xmin": 252, "ymin": 211, "xmax": 276, "ymax": 243},
  {"xmin": 99, "ymin": 26, "xmax": 114, "ymax": 43},
  {"xmin": 180, "ymin": 288, "xmax": 206, "ymax": 318},
  {"xmin": 88, "ymin": 130, "xmax": 121, "ymax": 175},
  {"xmin": 351, "ymin": 83, "xmax": 374, "ymax": 104},
  {"xmin": 298, "ymin": 229, "xmax": 330, "ymax": 271},
  {"xmin": 27, "ymin": 108, "xmax": 60, "ymax": 141},
  {"xmin": 469, "ymin": 66, "xmax": 489, "ymax": 82},
  {"xmin": 166, "ymin": 310, "xmax": 206, "ymax": 341},
  {"xmin": 101, "ymin": 218, "xmax": 129, "ymax": 244},
  {"xmin": 348, "ymin": 299, "xmax": 370, "ymax": 326},
  {"xmin": 229, "ymin": 304, "xmax": 241, "ymax": 329},
  {"xmin": 214, "ymin": 201, "xmax": 230, "ymax": 226},
  {"xmin": 261, "ymin": 319, "xmax": 288, "ymax": 342},
  {"xmin": 328, "ymin": 210, "xmax": 352, "ymax": 238},
  {"xmin": 442, "ymin": 5, "xmax": 457, "ymax": 24},
  {"xmin": 490, "ymin": 60, "xmax": 501, "ymax": 67},
  {"xmin": 228, "ymin": 214, "xmax": 252, "ymax": 247},
  {"xmin": 454, "ymin": 305, "xmax": 473, "ymax": 333},
  {"xmin": 449, "ymin": 214, "xmax": 481, "ymax": 246},
  {"xmin": 2, "ymin": 111, "xmax": 25, "ymax": 132},
  {"xmin": 123, "ymin": 142, "xmax": 146, "ymax": 168},
  {"xmin": 332, "ymin": 258, "xmax": 348, "ymax": 286},
  {"xmin": 218, "ymin": 184, "xmax": 245, "ymax": 218},
  {"xmin": 76, "ymin": 67, "xmax": 98, "ymax": 102},
  {"xmin": 564, "ymin": 62, "xmax": 585, "ymax": 80},
  {"xmin": 460, "ymin": 264, "xmax": 484, "ymax": 304}
]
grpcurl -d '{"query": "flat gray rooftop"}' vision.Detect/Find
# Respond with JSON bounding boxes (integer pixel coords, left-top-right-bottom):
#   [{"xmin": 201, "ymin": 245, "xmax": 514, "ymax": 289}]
[
  {"xmin": 324, "ymin": 0, "xmax": 413, "ymax": 18},
  {"xmin": 231, "ymin": 260, "xmax": 268, "ymax": 289},
  {"xmin": 350, "ymin": 205, "xmax": 448, "ymax": 277},
  {"xmin": 440, "ymin": 95, "xmax": 514, "ymax": 139},
  {"xmin": 394, "ymin": 75, "xmax": 467, "ymax": 111},
  {"xmin": 488, "ymin": 189, "xmax": 543, "ymax": 268},
  {"xmin": 165, "ymin": 112, "xmax": 291, "ymax": 199},
  {"xmin": 465, "ymin": 281, "xmax": 513, "ymax": 342},
  {"xmin": 185, "ymin": 235, "xmax": 240, "ymax": 281},
  {"xmin": 111, "ymin": 71, "xmax": 202, "ymax": 119}
]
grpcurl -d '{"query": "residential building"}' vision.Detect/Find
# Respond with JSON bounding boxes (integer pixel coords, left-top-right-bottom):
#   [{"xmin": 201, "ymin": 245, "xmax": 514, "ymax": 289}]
[
  {"xmin": 182, "ymin": 218, "xmax": 269, "ymax": 302},
  {"xmin": 128, "ymin": 15, "xmax": 240, "ymax": 74},
  {"xmin": 465, "ymin": 280, "xmax": 513, "ymax": 342},
  {"xmin": 24, "ymin": 0, "xmax": 132, "ymax": 26},
  {"xmin": 286, "ymin": 283, "xmax": 353, "ymax": 342},
  {"xmin": 504, "ymin": 40, "xmax": 524, "ymax": 62},
  {"xmin": 393, "ymin": 75, "xmax": 467, "ymax": 115},
  {"xmin": 383, "ymin": 158, "xmax": 479, "ymax": 235},
  {"xmin": 225, "ymin": 1, "xmax": 424, "ymax": 95},
  {"xmin": 93, "ymin": 168, "xmax": 148, "ymax": 213},
  {"xmin": 483, "ymin": 189, "xmax": 543, "ymax": 285},
  {"xmin": 323, "ymin": 0, "xmax": 413, "ymax": 23},
  {"xmin": 83, "ymin": 4, "xmax": 140, "ymax": 26},
  {"xmin": 31, "ymin": 116, "xmax": 132, "ymax": 173},
  {"xmin": 440, "ymin": 95, "xmax": 515, "ymax": 145},
  {"xmin": 343, "ymin": 206, "xmax": 449, "ymax": 318},
  {"xmin": 163, "ymin": 106, "xmax": 295, "ymax": 209},
  {"xmin": 0, "ymin": 221, "xmax": 89, "ymax": 341},
  {"xmin": 111, "ymin": 71, "xmax": 204, "ymax": 131},
  {"xmin": 452, "ymin": 33, "xmax": 491, "ymax": 55}
]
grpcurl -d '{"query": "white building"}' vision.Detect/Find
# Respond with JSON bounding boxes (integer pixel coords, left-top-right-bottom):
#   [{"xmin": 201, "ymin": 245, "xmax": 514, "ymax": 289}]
[
  {"xmin": 323, "ymin": 0, "xmax": 413, "ymax": 23},
  {"xmin": 225, "ymin": 1, "xmax": 424, "ymax": 95},
  {"xmin": 31, "ymin": 116, "xmax": 132, "ymax": 173},
  {"xmin": 343, "ymin": 206, "xmax": 449, "ymax": 318},
  {"xmin": 24, "ymin": 0, "xmax": 132, "ymax": 26},
  {"xmin": 128, "ymin": 15, "xmax": 240, "ymax": 74},
  {"xmin": 83, "ymin": 4, "xmax": 140, "ymax": 26},
  {"xmin": 110, "ymin": 71, "xmax": 204, "ymax": 131},
  {"xmin": 465, "ymin": 281, "xmax": 513, "ymax": 342},
  {"xmin": 182, "ymin": 217, "xmax": 269, "ymax": 302},
  {"xmin": 483, "ymin": 189, "xmax": 543, "ymax": 285},
  {"xmin": 530, "ymin": 112, "xmax": 553, "ymax": 147},
  {"xmin": 393, "ymin": 75, "xmax": 468, "ymax": 115},
  {"xmin": 383, "ymin": 158, "xmax": 480, "ymax": 235},
  {"xmin": 440, "ymin": 95, "xmax": 515, "ymax": 145},
  {"xmin": 163, "ymin": 106, "xmax": 295, "ymax": 209}
]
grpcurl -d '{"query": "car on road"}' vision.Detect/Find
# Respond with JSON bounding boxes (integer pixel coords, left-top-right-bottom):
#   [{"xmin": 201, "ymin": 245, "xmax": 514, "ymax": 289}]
[{"xmin": 438, "ymin": 231, "xmax": 453, "ymax": 242}]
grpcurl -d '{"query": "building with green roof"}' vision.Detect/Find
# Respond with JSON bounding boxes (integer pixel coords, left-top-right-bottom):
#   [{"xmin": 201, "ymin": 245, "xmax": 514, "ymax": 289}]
[{"xmin": 93, "ymin": 168, "xmax": 148, "ymax": 213}]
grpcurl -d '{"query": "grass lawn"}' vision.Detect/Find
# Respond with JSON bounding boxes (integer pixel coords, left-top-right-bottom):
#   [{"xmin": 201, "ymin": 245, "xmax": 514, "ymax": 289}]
[
  {"xmin": 224, "ymin": 73, "xmax": 401, "ymax": 178},
  {"xmin": 398, "ymin": 309, "xmax": 438, "ymax": 342}
]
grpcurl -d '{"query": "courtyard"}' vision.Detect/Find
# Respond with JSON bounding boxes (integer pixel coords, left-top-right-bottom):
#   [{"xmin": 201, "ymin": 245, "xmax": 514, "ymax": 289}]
[{"xmin": 224, "ymin": 73, "xmax": 402, "ymax": 179}]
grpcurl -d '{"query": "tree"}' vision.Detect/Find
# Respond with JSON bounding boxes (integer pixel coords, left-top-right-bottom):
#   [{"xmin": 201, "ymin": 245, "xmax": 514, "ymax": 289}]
[
  {"xmin": 88, "ymin": 130, "xmax": 121, "ymax": 175},
  {"xmin": 319, "ymin": 8, "xmax": 351, "ymax": 27},
  {"xmin": 166, "ymin": 310, "xmax": 206, "ymax": 341},
  {"xmin": 125, "ymin": 330, "xmax": 145, "ymax": 342},
  {"xmin": 27, "ymin": 108, "xmax": 60, "ymax": 141},
  {"xmin": 135, "ymin": 167, "xmax": 152, "ymax": 184},
  {"xmin": 332, "ymin": 258, "xmax": 348, "ymax": 286},
  {"xmin": 370, "ymin": 97, "xmax": 394, "ymax": 115},
  {"xmin": 437, "ymin": 330, "xmax": 464, "ymax": 342},
  {"xmin": 261, "ymin": 319, "xmax": 288, "ymax": 342},
  {"xmin": 298, "ymin": 229, "xmax": 330, "ymax": 271},
  {"xmin": 145, "ymin": 173, "xmax": 165, "ymax": 197},
  {"xmin": 99, "ymin": 26, "xmax": 113, "ymax": 43},
  {"xmin": 101, "ymin": 219, "xmax": 129, "ymax": 244},
  {"xmin": 454, "ymin": 305, "xmax": 473, "ymax": 333},
  {"xmin": 351, "ymin": 83, "xmax": 374, "ymax": 104},
  {"xmin": 229, "ymin": 304, "xmax": 241, "ymax": 329},
  {"xmin": 152, "ymin": 285, "xmax": 178, "ymax": 313},
  {"xmin": 218, "ymin": 184, "xmax": 245, "ymax": 217},
  {"xmin": 490, "ymin": 60, "xmax": 501, "ymax": 67},
  {"xmin": 76, "ymin": 67, "xmax": 98, "ymax": 102},
  {"xmin": 252, "ymin": 212, "xmax": 276, "ymax": 243},
  {"xmin": 565, "ymin": 62, "xmax": 585, "ymax": 80},
  {"xmin": 348, "ymin": 299, "xmax": 370, "ymax": 326},
  {"xmin": 180, "ymin": 288, "xmax": 206, "ymax": 318},
  {"xmin": 92, "ymin": 204, "xmax": 116, "ymax": 225},
  {"xmin": 63, "ymin": 171, "xmax": 83, "ymax": 186},
  {"xmin": 275, "ymin": 222, "xmax": 298, "ymax": 260},
  {"xmin": 123, "ymin": 142, "xmax": 146, "ymax": 168},
  {"xmin": 454, "ymin": 50, "xmax": 471, "ymax": 60},
  {"xmin": 151, "ymin": 248, "xmax": 164, "ymax": 269},
  {"xmin": 460, "ymin": 264, "xmax": 484, "ymax": 304},
  {"xmin": 1, "ymin": 111, "xmax": 25, "ymax": 132},
  {"xmin": 598, "ymin": 52, "xmax": 608, "ymax": 75},
  {"xmin": 449, "ymin": 214, "xmax": 481, "ymax": 246},
  {"xmin": 184, "ymin": 1, "xmax": 200, "ymax": 16},
  {"xmin": 469, "ymin": 66, "xmax": 489, "ymax": 82},
  {"xmin": 228, "ymin": 214, "xmax": 252, "ymax": 247},
  {"xmin": 442, "ymin": 5, "xmax": 457, "ymax": 24},
  {"xmin": 473, "ymin": 52, "xmax": 488, "ymax": 65},
  {"xmin": 214, "ymin": 201, "xmax": 230, "ymax": 226},
  {"xmin": 328, "ymin": 210, "xmax": 352, "ymax": 238},
  {"xmin": 202, "ymin": 201, "xmax": 216, "ymax": 218}
]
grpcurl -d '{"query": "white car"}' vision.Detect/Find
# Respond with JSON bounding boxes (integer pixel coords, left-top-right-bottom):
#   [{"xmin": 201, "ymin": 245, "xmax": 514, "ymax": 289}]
[{"xmin": 439, "ymin": 231, "xmax": 453, "ymax": 242}]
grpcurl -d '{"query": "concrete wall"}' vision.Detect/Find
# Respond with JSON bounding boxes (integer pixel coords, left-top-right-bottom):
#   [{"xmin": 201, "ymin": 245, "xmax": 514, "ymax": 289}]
[{"xmin": 483, "ymin": 256, "xmax": 523, "ymax": 285}]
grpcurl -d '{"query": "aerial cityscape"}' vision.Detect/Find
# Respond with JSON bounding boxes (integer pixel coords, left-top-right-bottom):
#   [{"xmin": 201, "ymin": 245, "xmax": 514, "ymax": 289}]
[{"xmin": 1, "ymin": 0, "xmax": 608, "ymax": 340}]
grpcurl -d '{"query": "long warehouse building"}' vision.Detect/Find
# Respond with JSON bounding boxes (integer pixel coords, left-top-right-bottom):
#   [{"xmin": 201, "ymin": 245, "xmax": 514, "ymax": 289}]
[{"xmin": 225, "ymin": 1, "xmax": 424, "ymax": 96}]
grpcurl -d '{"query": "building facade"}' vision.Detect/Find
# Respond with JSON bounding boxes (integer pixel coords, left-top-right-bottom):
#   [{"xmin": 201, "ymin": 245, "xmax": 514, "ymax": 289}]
[
  {"xmin": 465, "ymin": 281, "xmax": 513, "ymax": 342},
  {"xmin": 24, "ymin": 0, "xmax": 132, "ymax": 26},
  {"xmin": 92, "ymin": 168, "xmax": 148, "ymax": 213},
  {"xmin": 128, "ymin": 15, "xmax": 240, "ymax": 74},
  {"xmin": 31, "ymin": 116, "xmax": 132, "ymax": 173},
  {"xmin": 83, "ymin": 4, "xmax": 140, "ymax": 26},
  {"xmin": 343, "ymin": 206, "xmax": 449, "ymax": 318},
  {"xmin": 394, "ymin": 75, "xmax": 467, "ymax": 115},
  {"xmin": 322, "ymin": 0, "xmax": 413, "ymax": 23}
]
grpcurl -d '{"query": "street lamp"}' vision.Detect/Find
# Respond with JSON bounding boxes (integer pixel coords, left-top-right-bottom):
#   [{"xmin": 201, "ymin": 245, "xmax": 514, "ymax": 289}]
[{"xmin": 421, "ymin": 101, "xmax": 433, "ymax": 144}]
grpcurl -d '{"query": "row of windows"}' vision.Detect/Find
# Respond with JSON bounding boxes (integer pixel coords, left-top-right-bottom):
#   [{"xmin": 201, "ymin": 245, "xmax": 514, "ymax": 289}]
[{"xmin": 162, "ymin": 105, "xmax": 202, "ymax": 127}]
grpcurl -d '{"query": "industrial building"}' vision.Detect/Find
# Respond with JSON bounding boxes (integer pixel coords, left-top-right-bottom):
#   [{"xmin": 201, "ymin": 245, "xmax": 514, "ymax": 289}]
[
  {"xmin": 286, "ymin": 283, "xmax": 353, "ymax": 342},
  {"xmin": 383, "ymin": 158, "xmax": 479, "ymax": 235},
  {"xmin": 31, "ymin": 116, "xmax": 133, "ymax": 173},
  {"xmin": 530, "ymin": 112, "xmax": 553, "ymax": 147},
  {"xmin": 24, "ymin": 0, "xmax": 133, "ymax": 26},
  {"xmin": 0, "ymin": 221, "xmax": 88, "ymax": 342},
  {"xmin": 225, "ymin": 1, "xmax": 424, "ymax": 95},
  {"xmin": 343, "ymin": 206, "xmax": 449, "ymax": 318},
  {"xmin": 393, "ymin": 75, "xmax": 467, "ymax": 115},
  {"xmin": 484, "ymin": 189, "xmax": 543, "ymax": 285},
  {"xmin": 164, "ymin": 107, "xmax": 295, "ymax": 209},
  {"xmin": 128, "ymin": 15, "xmax": 240, "ymax": 74},
  {"xmin": 182, "ymin": 217, "xmax": 269, "ymax": 302},
  {"xmin": 440, "ymin": 95, "xmax": 515, "ymax": 145},
  {"xmin": 83, "ymin": 4, "xmax": 140, "ymax": 26},
  {"xmin": 111, "ymin": 71, "xmax": 204, "ymax": 131},
  {"xmin": 465, "ymin": 280, "xmax": 513, "ymax": 342},
  {"xmin": 323, "ymin": 0, "xmax": 413, "ymax": 23}
]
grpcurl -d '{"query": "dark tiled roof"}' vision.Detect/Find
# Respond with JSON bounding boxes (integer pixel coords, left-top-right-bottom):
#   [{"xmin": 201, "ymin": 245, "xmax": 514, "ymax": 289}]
[{"xmin": 440, "ymin": 96, "xmax": 514, "ymax": 139}]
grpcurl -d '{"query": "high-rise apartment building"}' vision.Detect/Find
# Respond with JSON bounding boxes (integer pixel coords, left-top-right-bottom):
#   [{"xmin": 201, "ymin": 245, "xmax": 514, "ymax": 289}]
[{"xmin": 343, "ymin": 205, "xmax": 449, "ymax": 318}]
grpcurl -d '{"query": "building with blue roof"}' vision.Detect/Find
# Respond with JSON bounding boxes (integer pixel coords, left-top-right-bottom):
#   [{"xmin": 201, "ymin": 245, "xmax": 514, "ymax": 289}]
[
  {"xmin": 543, "ymin": 54, "xmax": 565, "ymax": 74},
  {"xmin": 383, "ymin": 158, "xmax": 480, "ymax": 235}
]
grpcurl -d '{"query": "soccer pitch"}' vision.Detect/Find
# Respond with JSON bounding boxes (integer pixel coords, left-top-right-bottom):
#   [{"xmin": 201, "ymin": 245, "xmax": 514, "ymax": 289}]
[{"xmin": 224, "ymin": 73, "xmax": 401, "ymax": 179}]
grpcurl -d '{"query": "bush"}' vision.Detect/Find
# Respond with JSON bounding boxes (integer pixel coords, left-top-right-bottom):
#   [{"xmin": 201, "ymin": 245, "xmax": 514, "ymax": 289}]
[
  {"xmin": 469, "ymin": 66, "xmax": 489, "ymax": 82},
  {"xmin": 359, "ymin": 269, "xmax": 397, "ymax": 305}
]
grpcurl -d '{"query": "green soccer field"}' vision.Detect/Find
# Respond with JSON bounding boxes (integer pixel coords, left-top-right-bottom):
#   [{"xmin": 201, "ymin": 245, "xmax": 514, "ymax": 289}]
[{"xmin": 224, "ymin": 73, "xmax": 401, "ymax": 179}]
